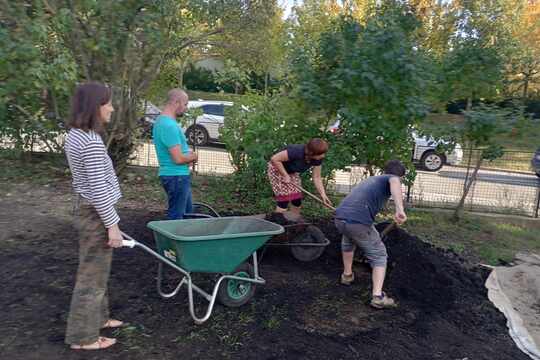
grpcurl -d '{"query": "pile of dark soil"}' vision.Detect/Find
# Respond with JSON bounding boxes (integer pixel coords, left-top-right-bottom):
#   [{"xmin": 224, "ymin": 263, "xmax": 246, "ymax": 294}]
[
  {"xmin": 265, "ymin": 212, "xmax": 292, "ymax": 226},
  {"xmin": 0, "ymin": 209, "xmax": 528, "ymax": 360}
]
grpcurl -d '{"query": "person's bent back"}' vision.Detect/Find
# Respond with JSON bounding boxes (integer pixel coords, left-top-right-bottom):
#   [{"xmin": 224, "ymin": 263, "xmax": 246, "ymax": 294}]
[{"xmin": 335, "ymin": 160, "xmax": 407, "ymax": 309}]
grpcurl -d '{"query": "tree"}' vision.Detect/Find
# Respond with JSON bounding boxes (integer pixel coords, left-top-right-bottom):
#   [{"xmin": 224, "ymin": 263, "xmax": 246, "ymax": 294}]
[
  {"xmin": 291, "ymin": 2, "xmax": 434, "ymax": 175},
  {"xmin": 409, "ymin": 0, "xmax": 460, "ymax": 58},
  {"xmin": 453, "ymin": 105, "xmax": 509, "ymax": 219},
  {"xmin": 214, "ymin": 60, "xmax": 250, "ymax": 94},
  {"xmin": 214, "ymin": 0, "xmax": 285, "ymax": 95},
  {"xmin": 46, "ymin": 0, "xmax": 230, "ymax": 171},
  {"xmin": 505, "ymin": 0, "xmax": 540, "ymax": 98},
  {"xmin": 0, "ymin": 2, "xmax": 77, "ymax": 154},
  {"xmin": 441, "ymin": 0, "xmax": 513, "ymax": 109},
  {"xmin": 2, "ymin": 1, "xmax": 275, "ymax": 171},
  {"xmin": 444, "ymin": 41, "xmax": 505, "ymax": 110},
  {"xmin": 219, "ymin": 94, "xmax": 332, "ymax": 200}
]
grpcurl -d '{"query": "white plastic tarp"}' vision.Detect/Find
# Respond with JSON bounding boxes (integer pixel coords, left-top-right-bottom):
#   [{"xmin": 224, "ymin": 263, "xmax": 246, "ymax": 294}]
[{"xmin": 485, "ymin": 253, "xmax": 540, "ymax": 360}]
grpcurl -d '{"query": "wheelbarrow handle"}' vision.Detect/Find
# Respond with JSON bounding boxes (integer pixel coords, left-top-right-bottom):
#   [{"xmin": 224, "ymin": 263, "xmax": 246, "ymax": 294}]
[{"xmin": 121, "ymin": 231, "xmax": 137, "ymax": 248}]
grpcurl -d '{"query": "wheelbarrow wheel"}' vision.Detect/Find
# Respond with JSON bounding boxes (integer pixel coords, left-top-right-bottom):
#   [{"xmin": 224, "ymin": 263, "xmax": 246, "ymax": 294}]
[
  {"xmin": 290, "ymin": 225, "xmax": 327, "ymax": 262},
  {"xmin": 217, "ymin": 263, "xmax": 256, "ymax": 308}
]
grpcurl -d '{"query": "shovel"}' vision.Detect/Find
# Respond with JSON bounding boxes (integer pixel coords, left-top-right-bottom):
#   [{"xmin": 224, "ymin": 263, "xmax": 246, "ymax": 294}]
[
  {"xmin": 289, "ymin": 183, "xmax": 336, "ymax": 211},
  {"xmin": 353, "ymin": 221, "xmax": 397, "ymax": 265},
  {"xmin": 380, "ymin": 221, "xmax": 397, "ymax": 239},
  {"xmin": 290, "ymin": 182, "xmax": 397, "ymax": 236}
]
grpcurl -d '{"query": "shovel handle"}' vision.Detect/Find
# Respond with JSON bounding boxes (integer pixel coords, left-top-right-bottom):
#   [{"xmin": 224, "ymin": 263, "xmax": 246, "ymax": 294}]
[
  {"xmin": 380, "ymin": 222, "xmax": 397, "ymax": 237},
  {"xmin": 290, "ymin": 183, "xmax": 336, "ymax": 211}
]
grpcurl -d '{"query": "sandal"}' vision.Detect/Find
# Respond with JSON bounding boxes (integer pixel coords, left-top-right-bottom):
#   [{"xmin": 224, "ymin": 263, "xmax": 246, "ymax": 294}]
[
  {"xmin": 70, "ymin": 336, "xmax": 116, "ymax": 350},
  {"xmin": 102, "ymin": 319, "xmax": 125, "ymax": 329}
]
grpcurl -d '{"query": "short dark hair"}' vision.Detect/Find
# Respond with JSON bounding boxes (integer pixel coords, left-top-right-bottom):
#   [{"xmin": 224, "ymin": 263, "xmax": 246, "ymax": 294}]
[
  {"xmin": 383, "ymin": 159, "xmax": 406, "ymax": 177},
  {"xmin": 67, "ymin": 82, "xmax": 111, "ymax": 132},
  {"xmin": 305, "ymin": 138, "xmax": 329, "ymax": 157}
]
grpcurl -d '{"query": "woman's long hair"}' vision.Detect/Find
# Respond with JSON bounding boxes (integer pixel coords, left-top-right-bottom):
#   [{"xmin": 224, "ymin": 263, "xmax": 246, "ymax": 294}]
[{"xmin": 67, "ymin": 82, "xmax": 111, "ymax": 133}]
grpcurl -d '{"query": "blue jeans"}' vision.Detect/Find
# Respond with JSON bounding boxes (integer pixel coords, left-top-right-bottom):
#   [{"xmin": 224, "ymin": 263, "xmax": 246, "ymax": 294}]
[{"xmin": 160, "ymin": 175, "xmax": 193, "ymax": 220}]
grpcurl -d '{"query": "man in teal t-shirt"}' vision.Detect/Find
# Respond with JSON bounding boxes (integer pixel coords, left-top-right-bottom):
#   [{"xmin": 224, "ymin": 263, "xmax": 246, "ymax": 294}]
[{"xmin": 152, "ymin": 89, "xmax": 197, "ymax": 219}]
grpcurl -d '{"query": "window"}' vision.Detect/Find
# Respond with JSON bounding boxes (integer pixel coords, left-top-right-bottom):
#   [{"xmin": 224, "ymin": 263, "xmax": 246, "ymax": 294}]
[{"xmin": 202, "ymin": 105, "xmax": 224, "ymax": 116}]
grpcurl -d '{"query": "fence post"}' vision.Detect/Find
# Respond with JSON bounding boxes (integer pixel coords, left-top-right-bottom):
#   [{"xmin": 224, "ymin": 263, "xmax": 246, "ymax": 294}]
[
  {"xmin": 407, "ymin": 146, "xmax": 415, "ymax": 204},
  {"xmin": 535, "ymin": 185, "xmax": 540, "ymax": 218}
]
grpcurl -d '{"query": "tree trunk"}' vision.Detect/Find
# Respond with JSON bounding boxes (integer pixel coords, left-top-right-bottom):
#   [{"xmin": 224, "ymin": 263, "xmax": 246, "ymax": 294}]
[
  {"xmin": 454, "ymin": 155, "xmax": 483, "ymax": 220},
  {"xmin": 466, "ymin": 96, "xmax": 472, "ymax": 111},
  {"xmin": 522, "ymin": 75, "xmax": 529, "ymax": 99},
  {"xmin": 463, "ymin": 145, "xmax": 473, "ymax": 193},
  {"xmin": 178, "ymin": 66, "xmax": 185, "ymax": 88},
  {"xmin": 177, "ymin": 58, "xmax": 188, "ymax": 88},
  {"xmin": 106, "ymin": 88, "xmax": 139, "ymax": 175},
  {"xmin": 264, "ymin": 72, "xmax": 269, "ymax": 96}
]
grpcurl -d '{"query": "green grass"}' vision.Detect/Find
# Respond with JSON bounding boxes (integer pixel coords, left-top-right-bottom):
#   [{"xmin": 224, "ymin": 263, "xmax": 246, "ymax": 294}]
[
  {"xmin": 423, "ymin": 113, "xmax": 538, "ymax": 172},
  {"xmin": 0, "ymin": 151, "xmax": 67, "ymax": 189},
  {"xmin": 397, "ymin": 209, "xmax": 540, "ymax": 265},
  {"xmin": 425, "ymin": 113, "xmax": 540, "ymax": 153}
]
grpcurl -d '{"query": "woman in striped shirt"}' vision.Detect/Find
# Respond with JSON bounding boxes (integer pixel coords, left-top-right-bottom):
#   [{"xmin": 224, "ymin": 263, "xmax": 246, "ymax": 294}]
[{"xmin": 64, "ymin": 82, "xmax": 124, "ymax": 350}]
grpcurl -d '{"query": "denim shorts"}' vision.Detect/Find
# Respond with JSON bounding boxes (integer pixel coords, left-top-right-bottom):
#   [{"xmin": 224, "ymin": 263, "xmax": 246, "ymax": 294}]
[{"xmin": 335, "ymin": 219, "xmax": 388, "ymax": 268}]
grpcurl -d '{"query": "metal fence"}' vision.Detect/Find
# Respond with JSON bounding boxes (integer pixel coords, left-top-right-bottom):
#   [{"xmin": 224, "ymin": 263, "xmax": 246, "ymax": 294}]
[
  {"xmin": 5, "ymin": 138, "xmax": 539, "ymax": 218},
  {"xmin": 128, "ymin": 142, "xmax": 540, "ymax": 218},
  {"xmin": 405, "ymin": 164, "xmax": 540, "ymax": 218}
]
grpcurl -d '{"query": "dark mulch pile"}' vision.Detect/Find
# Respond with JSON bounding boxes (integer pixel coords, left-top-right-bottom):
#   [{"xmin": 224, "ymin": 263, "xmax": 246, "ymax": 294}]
[{"xmin": 0, "ymin": 210, "xmax": 527, "ymax": 360}]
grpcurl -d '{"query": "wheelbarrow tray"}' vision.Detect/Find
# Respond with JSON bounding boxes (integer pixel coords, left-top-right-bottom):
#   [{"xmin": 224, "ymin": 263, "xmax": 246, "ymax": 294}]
[{"xmin": 147, "ymin": 217, "xmax": 284, "ymax": 273}]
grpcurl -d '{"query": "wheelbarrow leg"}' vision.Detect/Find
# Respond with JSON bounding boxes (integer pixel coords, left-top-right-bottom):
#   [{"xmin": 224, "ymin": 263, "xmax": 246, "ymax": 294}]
[
  {"xmin": 157, "ymin": 263, "xmax": 213, "ymax": 302},
  {"xmin": 252, "ymin": 251, "xmax": 263, "ymax": 281},
  {"xmin": 188, "ymin": 252, "xmax": 265, "ymax": 325},
  {"xmin": 157, "ymin": 263, "xmax": 187, "ymax": 299},
  {"xmin": 187, "ymin": 276, "xmax": 227, "ymax": 325},
  {"xmin": 122, "ymin": 233, "xmax": 266, "ymax": 325}
]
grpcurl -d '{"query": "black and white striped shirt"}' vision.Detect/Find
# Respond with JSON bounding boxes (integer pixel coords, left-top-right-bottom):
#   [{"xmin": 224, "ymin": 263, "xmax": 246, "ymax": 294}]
[{"xmin": 65, "ymin": 128, "xmax": 122, "ymax": 227}]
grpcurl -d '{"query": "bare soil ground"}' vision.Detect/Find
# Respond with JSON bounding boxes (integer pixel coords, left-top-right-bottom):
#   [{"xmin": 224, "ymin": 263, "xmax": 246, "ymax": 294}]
[{"xmin": 0, "ymin": 181, "xmax": 529, "ymax": 360}]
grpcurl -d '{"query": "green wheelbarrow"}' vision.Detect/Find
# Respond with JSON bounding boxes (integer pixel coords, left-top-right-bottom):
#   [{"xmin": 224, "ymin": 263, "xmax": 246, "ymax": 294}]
[{"xmin": 121, "ymin": 217, "xmax": 284, "ymax": 324}]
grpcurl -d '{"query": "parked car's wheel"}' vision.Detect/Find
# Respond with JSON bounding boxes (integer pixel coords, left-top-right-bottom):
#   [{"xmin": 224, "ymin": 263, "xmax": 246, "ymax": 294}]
[
  {"xmin": 186, "ymin": 125, "xmax": 209, "ymax": 146},
  {"xmin": 420, "ymin": 151, "xmax": 445, "ymax": 171}
]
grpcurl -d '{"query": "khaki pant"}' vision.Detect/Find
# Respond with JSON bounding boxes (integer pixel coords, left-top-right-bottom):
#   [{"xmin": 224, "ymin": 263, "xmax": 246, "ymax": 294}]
[{"xmin": 65, "ymin": 205, "xmax": 113, "ymax": 345}]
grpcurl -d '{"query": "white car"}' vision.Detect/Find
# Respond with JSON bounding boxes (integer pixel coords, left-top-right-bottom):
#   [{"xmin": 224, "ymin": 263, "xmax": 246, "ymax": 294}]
[
  {"xmin": 412, "ymin": 131, "xmax": 463, "ymax": 171},
  {"xmin": 140, "ymin": 100, "xmax": 234, "ymax": 146},
  {"xmin": 328, "ymin": 120, "xmax": 463, "ymax": 171},
  {"xmin": 185, "ymin": 100, "xmax": 234, "ymax": 146}
]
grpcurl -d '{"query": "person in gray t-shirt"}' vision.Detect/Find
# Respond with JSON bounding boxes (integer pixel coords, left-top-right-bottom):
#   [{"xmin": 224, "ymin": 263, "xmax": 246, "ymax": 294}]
[{"xmin": 335, "ymin": 160, "xmax": 407, "ymax": 309}]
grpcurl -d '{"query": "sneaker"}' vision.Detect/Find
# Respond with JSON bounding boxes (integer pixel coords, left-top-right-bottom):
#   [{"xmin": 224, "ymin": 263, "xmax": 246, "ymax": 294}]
[
  {"xmin": 340, "ymin": 273, "xmax": 355, "ymax": 286},
  {"xmin": 370, "ymin": 292, "xmax": 397, "ymax": 309}
]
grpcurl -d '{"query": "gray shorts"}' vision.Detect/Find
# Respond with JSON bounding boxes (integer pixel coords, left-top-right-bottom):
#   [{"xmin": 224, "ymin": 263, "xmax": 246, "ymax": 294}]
[{"xmin": 335, "ymin": 219, "xmax": 387, "ymax": 268}]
